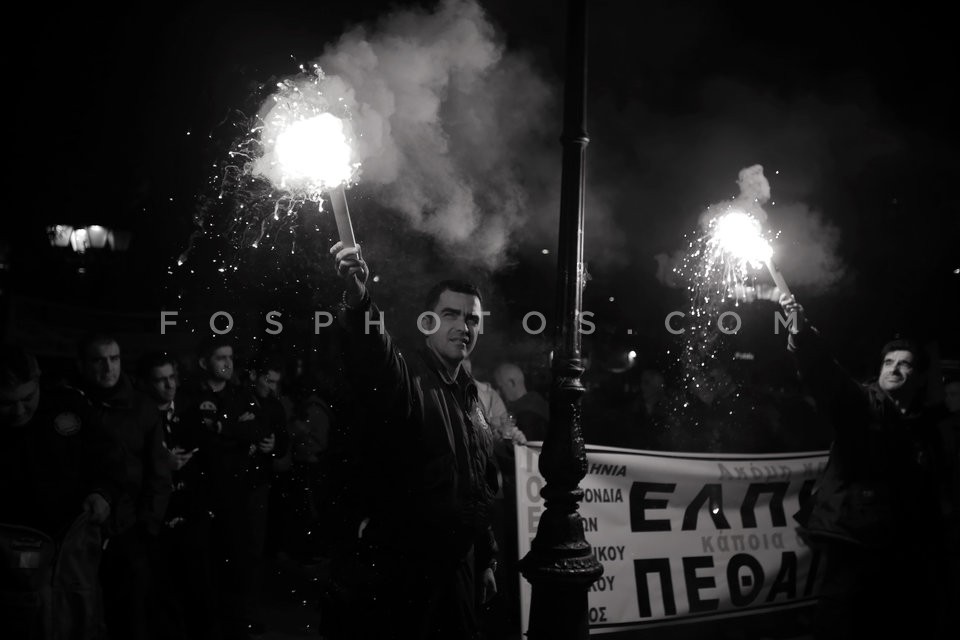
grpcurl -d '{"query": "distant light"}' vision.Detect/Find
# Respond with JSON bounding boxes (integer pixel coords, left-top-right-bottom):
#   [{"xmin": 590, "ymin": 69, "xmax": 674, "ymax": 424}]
[
  {"xmin": 77, "ymin": 267, "xmax": 86, "ymax": 274},
  {"xmin": 954, "ymin": 268, "xmax": 959, "ymax": 275},
  {"xmin": 87, "ymin": 225, "xmax": 108, "ymax": 249},
  {"xmin": 71, "ymin": 228, "xmax": 89, "ymax": 253},
  {"xmin": 372, "ymin": 275, "xmax": 380, "ymax": 283},
  {"xmin": 541, "ymin": 249, "xmax": 549, "ymax": 255},
  {"xmin": 47, "ymin": 225, "xmax": 74, "ymax": 247},
  {"xmin": 628, "ymin": 350, "xmax": 637, "ymax": 360},
  {"xmin": 775, "ymin": 170, "xmax": 779, "ymax": 175},
  {"xmin": 186, "ymin": 131, "xmax": 191, "ymax": 136},
  {"xmin": 608, "ymin": 296, "xmax": 615, "ymax": 302}
]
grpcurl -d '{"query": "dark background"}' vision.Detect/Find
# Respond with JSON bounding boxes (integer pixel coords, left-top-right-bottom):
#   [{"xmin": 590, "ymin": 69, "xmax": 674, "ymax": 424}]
[{"xmin": 4, "ymin": 0, "xmax": 958, "ymax": 386}]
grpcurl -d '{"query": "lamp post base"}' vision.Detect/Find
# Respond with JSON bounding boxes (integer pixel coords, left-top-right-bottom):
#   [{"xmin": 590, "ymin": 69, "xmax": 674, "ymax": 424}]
[{"xmin": 520, "ymin": 484, "xmax": 603, "ymax": 640}]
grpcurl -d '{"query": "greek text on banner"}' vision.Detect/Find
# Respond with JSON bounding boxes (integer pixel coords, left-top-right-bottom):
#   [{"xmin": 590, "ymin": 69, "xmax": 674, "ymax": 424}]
[{"xmin": 515, "ymin": 444, "xmax": 828, "ymax": 634}]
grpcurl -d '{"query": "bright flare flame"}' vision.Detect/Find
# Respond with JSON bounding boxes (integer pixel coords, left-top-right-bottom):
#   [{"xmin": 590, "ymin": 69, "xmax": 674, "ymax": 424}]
[
  {"xmin": 249, "ymin": 68, "xmax": 361, "ymax": 202},
  {"xmin": 708, "ymin": 211, "xmax": 772, "ymax": 269},
  {"xmin": 274, "ymin": 113, "xmax": 353, "ymax": 192}
]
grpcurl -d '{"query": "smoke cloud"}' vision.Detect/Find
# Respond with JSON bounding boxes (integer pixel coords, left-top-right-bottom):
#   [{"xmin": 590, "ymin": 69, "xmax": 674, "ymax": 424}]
[
  {"xmin": 309, "ymin": 0, "xmax": 557, "ymax": 269},
  {"xmin": 657, "ymin": 164, "xmax": 846, "ymax": 291}
]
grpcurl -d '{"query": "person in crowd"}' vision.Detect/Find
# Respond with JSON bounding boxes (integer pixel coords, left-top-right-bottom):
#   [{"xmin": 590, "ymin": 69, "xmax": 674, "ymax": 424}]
[
  {"xmin": 1, "ymin": 344, "xmax": 125, "ymax": 640},
  {"xmin": 780, "ymin": 295, "xmax": 952, "ymax": 639},
  {"xmin": 271, "ymin": 387, "xmax": 330, "ymax": 565},
  {"xmin": 493, "ymin": 362, "xmax": 549, "ymax": 442},
  {"xmin": 241, "ymin": 355, "xmax": 290, "ymax": 635},
  {"xmin": 936, "ymin": 372, "xmax": 960, "ymax": 633},
  {"xmin": 326, "ymin": 242, "xmax": 500, "ymax": 639},
  {"xmin": 138, "ymin": 350, "xmax": 218, "ymax": 640},
  {"xmin": 179, "ymin": 336, "xmax": 270, "ymax": 640},
  {"xmin": 68, "ymin": 333, "xmax": 171, "ymax": 640}
]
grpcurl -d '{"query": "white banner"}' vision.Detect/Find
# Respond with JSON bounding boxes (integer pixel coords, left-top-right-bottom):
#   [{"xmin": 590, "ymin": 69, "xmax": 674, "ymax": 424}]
[{"xmin": 515, "ymin": 444, "xmax": 828, "ymax": 635}]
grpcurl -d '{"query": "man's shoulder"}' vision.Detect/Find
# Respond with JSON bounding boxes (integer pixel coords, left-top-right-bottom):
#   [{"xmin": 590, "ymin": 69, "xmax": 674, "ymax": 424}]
[{"xmin": 42, "ymin": 379, "xmax": 87, "ymax": 407}]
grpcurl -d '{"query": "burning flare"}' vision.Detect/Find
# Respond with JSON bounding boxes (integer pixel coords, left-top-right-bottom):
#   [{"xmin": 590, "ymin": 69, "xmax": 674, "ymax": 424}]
[
  {"xmin": 707, "ymin": 210, "xmax": 772, "ymax": 271},
  {"xmin": 704, "ymin": 209, "xmax": 791, "ymax": 300},
  {"xmin": 251, "ymin": 67, "xmax": 360, "ymax": 201},
  {"xmin": 273, "ymin": 113, "xmax": 354, "ymax": 194}
]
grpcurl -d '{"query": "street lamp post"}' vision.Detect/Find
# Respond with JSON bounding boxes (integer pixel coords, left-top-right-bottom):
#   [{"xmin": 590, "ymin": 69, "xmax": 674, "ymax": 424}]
[{"xmin": 519, "ymin": 1, "xmax": 603, "ymax": 638}]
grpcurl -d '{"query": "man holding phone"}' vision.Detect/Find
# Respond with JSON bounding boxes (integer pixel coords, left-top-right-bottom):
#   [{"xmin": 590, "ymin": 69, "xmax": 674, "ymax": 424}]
[{"xmin": 139, "ymin": 351, "xmax": 218, "ymax": 640}]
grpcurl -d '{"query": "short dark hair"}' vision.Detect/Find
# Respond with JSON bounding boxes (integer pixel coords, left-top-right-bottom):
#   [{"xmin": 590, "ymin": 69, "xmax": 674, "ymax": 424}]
[
  {"xmin": 423, "ymin": 280, "xmax": 483, "ymax": 312},
  {"xmin": 249, "ymin": 355, "xmax": 284, "ymax": 377},
  {"xmin": 77, "ymin": 332, "xmax": 119, "ymax": 361},
  {"xmin": 0, "ymin": 345, "xmax": 41, "ymax": 388},
  {"xmin": 137, "ymin": 351, "xmax": 178, "ymax": 380},
  {"xmin": 197, "ymin": 335, "xmax": 234, "ymax": 361},
  {"xmin": 880, "ymin": 338, "xmax": 925, "ymax": 371}
]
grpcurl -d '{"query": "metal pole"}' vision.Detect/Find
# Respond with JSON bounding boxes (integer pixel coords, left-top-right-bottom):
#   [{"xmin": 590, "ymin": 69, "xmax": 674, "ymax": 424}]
[{"xmin": 520, "ymin": 1, "xmax": 603, "ymax": 638}]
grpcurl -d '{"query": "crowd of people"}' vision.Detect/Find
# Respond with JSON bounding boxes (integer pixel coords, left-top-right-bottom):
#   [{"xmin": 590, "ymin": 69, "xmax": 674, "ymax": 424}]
[
  {"xmin": 0, "ymin": 263, "xmax": 552, "ymax": 639},
  {"xmin": 0, "ymin": 334, "xmax": 327, "ymax": 640},
  {"xmin": 2, "ymin": 244, "xmax": 958, "ymax": 640}
]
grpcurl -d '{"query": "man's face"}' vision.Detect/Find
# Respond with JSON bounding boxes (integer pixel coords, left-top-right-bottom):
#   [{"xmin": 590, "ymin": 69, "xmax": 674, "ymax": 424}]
[
  {"xmin": 255, "ymin": 370, "xmax": 281, "ymax": 399},
  {"xmin": 424, "ymin": 290, "xmax": 482, "ymax": 370},
  {"xmin": 493, "ymin": 371, "xmax": 512, "ymax": 400},
  {"xmin": 878, "ymin": 349, "xmax": 916, "ymax": 395},
  {"xmin": 81, "ymin": 341, "xmax": 121, "ymax": 389},
  {"xmin": 148, "ymin": 363, "xmax": 178, "ymax": 405},
  {"xmin": 0, "ymin": 378, "xmax": 40, "ymax": 428},
  {"xmin": 202, "ymin": 346, "xmax": 234, "ymax": 382}
]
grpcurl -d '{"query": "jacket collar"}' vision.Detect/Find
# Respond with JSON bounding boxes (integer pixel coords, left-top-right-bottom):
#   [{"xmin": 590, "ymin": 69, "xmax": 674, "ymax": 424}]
[
  {"xmin": 69, "ymin": 374, "xmax": 135, "ymax": 408},
  {"xmin": 867, "ymin": 381, "xmax": 922, "ymax": 418},
  {"xmin": 420, "ymin": 347, "xmax": 477, "ymax": 396}
]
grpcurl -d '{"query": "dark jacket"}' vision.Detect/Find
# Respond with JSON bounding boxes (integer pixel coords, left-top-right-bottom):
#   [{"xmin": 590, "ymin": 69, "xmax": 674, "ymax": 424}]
[
  {"xmin": 157, "ymin": 400, "xmax": 210, "ymax": 525},
  {"xmin": 246, "ymin": 393, "xmax": 291, "ymax": 489},
  {"xmin": 178, "ymin": 380, "xmax": 268, "ymax": 502},
  {"xmin": 338, "ymin": 295, "xmax": 499, "ymax": 566},
  {"xmin": 64, "ymin": 375, "xmax": 172, "ymax": 536},
  {"xmin": 0, "ymin": 513, "xmax": 103, "ymax": 640},
  {"xmin": 0, "ymin": 384, "xmax": 126, "ymax": 537},
  {"xmin": 789, "ymin": 327, "xmax": 945, "ymax": 548},
  {"xmin": 506, "ymin": 391, "xmax": 550, "ymax": 442}
]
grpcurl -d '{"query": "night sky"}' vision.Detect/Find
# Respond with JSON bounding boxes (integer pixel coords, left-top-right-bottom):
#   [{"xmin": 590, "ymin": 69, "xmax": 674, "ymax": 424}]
[{"xmin": 7, "ymin": 0, "xmax": 959, "ymax": 381}]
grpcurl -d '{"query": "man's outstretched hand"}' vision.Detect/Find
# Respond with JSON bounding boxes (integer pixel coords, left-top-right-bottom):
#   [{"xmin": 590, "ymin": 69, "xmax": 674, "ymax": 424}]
[
  {"xmin": 330, "ymin": 242, "xmax": 369, "ymax": 306},
  {"xmin": 779, "ymin": 294, "xmax": 807, "ymax": 335}
]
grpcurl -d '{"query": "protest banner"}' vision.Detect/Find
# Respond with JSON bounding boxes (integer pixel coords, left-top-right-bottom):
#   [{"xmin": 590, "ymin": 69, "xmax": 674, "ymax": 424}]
[{"xmin": 515, "ymin": 444, "xmax": 828, "ymax": 635}]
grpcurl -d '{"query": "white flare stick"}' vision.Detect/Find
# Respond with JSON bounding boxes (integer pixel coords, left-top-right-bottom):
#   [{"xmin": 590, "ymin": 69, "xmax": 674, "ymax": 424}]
[
  {"xmin": 329, "ymin": 185, "xmax": 356, "ymax": 249},
  {"xmin": 764, "ymin": 257, "xmax": 792, "ymax": 299}
]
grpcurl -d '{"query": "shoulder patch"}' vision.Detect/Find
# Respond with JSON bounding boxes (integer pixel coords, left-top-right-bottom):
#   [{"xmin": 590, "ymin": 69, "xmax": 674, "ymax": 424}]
[
  {"xmin": 53, "ymin": 412, "xmax": 82, "ymax": 436},
  {"xmin": 470, "ymin": 405, "xmax": 491, "ymax": 431}
]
